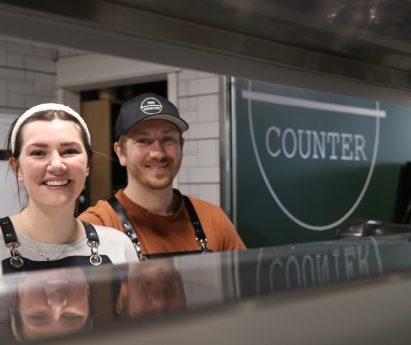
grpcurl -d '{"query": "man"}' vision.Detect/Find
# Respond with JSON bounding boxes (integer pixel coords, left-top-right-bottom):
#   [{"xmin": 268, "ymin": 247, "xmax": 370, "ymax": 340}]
[
  {"xmin": 115, "ymin": 258, "xmax": 186, "ymax": 317},
  {"xmin": 79, "ymin": 93, "xmax": 246, "ymax": 259}
]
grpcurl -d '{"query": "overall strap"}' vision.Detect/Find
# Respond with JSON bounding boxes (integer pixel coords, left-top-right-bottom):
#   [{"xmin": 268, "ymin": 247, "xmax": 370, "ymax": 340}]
[
  {"xmin": 107, "ymin": 196, "xmax": 145, "ymax": 260},
  {"xmin": 82, "ymin": 221, "xmax": 103, "ymax": 266},
  {"xmin": 182, "ymin": 196, "xmax": 208, "ymax": 254},
  {"xmin": 0, "ymin": 217, "xmax": 18, "ymax": 244},
  {"xmin": 107, "ymin": 194, "xmax": 209, "ymax": 258},
  {"xmin": 0, "ymin": 217, "xmax": 24, "ymax": 268}
]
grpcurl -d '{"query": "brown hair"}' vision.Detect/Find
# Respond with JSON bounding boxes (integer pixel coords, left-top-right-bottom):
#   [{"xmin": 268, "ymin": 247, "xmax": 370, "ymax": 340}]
[
  {"xmin": 6, "ymin": 110, "xmax": 93, "ymax": 207},
  {"xmin": 7, "ymin": 109, "xmax": 93, "ymax": 164}
]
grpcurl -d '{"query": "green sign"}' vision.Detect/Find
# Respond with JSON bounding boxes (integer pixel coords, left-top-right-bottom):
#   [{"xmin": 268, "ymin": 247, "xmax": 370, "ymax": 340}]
[{"xmin": 234, "ymin": 78, "xmax": 411, "ymax": 247}]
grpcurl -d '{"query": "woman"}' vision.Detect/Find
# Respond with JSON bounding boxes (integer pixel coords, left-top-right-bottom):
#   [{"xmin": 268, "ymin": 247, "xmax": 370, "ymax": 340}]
[
  {"xmin": 8, "ymin": 267, "xmax": 94, "ymax": 342},
  {"xmin": 0, "ymin": 103, "xmax": 138, "ymax": 275}
]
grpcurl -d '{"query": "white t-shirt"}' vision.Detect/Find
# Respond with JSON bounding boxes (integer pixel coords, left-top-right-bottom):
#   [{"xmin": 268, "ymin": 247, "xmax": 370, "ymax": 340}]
[{"xmin": 0, "ymin": 223, "xmax": 139, "ymax": 275}]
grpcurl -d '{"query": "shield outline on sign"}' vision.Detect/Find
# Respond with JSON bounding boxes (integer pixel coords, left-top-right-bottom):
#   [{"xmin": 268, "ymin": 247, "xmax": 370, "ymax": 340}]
[{"xmin": 243, "ymin": 80, "xmax": 384, "ymax": 231}]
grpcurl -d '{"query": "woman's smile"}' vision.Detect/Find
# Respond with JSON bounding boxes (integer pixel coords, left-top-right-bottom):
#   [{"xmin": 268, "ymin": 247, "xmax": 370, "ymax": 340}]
[
  {"xmin": 42, "ymin": 179, "xmax": 70, "ymax": 187},
  {"xmin": 17, "ymin": 119, "xmax": 89, "ymax": 209}
]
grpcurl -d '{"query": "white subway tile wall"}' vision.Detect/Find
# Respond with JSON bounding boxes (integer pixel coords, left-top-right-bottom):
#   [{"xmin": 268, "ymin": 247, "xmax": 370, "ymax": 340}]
[
  {"xmin": 0, "ymin": 82, "xmax": 7, "ymax": 104},
  {"xmin": 178, "ymin": 183, "xmax": 220, "ymax": 206},
  {"xmin": 0, "ymin": 41, "xmax": 6, "ymax": 65},
  {"xmin": 186, "ymin": 122, "xmax": 219, "ymax": 140},
  {"xmin": 177, "ymin": 69, "xmax": 222, "ymax": 205},
  {"xmin": 34, "ymin": 73, "xmax": 56, "ymax": 96},
  {"xmin": 198, "ymin": 139, "xmax": 219, "ymax": 167},
  {"xmin": 0, "ymin": 38, "xmax": 58, "ymax": 113},
  {"xmin": 0, "ymin": 39, "xmax": 224, "ymax": 208},
  {"xmin": 178, "ymin": 76, "xmax": 219, "ymax": 98},
  {"xmin": 7, "ymin": 53, "xmax": 24, "ymax": 69}
]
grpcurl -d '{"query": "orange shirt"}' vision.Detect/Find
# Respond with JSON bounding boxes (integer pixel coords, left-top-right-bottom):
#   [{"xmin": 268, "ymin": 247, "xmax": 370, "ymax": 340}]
[{"xmin": 79, "ymin": 190, "xmax": 246, "ymax": 256}]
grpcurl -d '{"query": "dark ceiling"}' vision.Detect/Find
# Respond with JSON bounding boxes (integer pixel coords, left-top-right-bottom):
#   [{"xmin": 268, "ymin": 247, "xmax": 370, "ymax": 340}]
[{"xmin": 0, "ymin": 0, "xmax": 410, "ymax": 90}]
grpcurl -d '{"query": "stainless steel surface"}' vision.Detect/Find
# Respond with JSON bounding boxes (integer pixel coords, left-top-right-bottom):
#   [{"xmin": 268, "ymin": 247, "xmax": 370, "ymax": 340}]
[
  {"xmin": 3, "ymin": 234, "xmax": 411, "ymax": 343},
  {"xmin": 230, "ymin": 77, "xmax": 238, "ymax": 227},
  {"xmin": 47, "ymin": 273, "xmax": 411, "ymax": 345},
  {"xmin": 338, "ymin": 219, "xmax": 411, "ymax": 238},
  {"xmin": 0, "ymin": 1, "xmax": 410, "ymax": 90},
  {"xmin": 220, "ymin": 76, "xmax": 232, "ymax": 218}
]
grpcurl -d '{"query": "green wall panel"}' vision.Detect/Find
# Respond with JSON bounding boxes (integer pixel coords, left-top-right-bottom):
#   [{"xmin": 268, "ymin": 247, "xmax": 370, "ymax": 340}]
[{"xmin": 234, "ymin": 79, "xmax": 411, "ymax": 248}]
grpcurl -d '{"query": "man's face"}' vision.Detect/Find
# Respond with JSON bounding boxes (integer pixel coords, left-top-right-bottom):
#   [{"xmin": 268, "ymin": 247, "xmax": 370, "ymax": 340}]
[
  {"xmin": 116, "ymin": 260, "xmax": 186, "ymax": 318},
  {"xmin": 115, "ymin": 119, "xmax": 184, "ymax": 191}
]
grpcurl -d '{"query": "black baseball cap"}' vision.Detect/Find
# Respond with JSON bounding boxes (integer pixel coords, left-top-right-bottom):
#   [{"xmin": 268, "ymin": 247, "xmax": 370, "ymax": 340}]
[{"xmin": 115, "ymin": 93, "xmax": 189, "ymax": 139}]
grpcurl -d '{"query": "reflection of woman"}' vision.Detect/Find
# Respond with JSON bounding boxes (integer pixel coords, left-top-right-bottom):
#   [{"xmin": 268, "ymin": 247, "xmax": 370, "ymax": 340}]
[
  {"xmin": 9, "ymin": 267, "xmax": 92, "ymax": 342},
  {"xmin": 0, "ymin": 104, "xmax": 138, "ymax": 275},
  {"xmin": 116, "ymin": 259, "xmax": 186, "ymax": 318}
]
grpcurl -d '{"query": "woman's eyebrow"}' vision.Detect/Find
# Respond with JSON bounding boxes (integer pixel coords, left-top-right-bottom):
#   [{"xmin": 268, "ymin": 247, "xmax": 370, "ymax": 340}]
[
  {"xmin": 60, "ymin": 142, "xmax": 82, "ymax": 147},
  {"xmin": 26, "ymin": 141, "xmax": 82, "ymax": 148},
  {"xmin": 26, "ymin": 143, "xmax": 48, "ymax": 148}
]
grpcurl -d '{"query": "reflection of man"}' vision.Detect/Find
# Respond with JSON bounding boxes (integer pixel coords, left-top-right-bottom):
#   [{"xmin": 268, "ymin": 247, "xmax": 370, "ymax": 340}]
[
  {"xmin": 116, "ymin": 259, "xmax": 186, "ymax": 318},
  {"xmin": 80, "ymin": 92, "xmax": 246, "ymax": 259},
  {"xmin": 8, "ymin": 268, "xmax": 92, "ymax": 342}
]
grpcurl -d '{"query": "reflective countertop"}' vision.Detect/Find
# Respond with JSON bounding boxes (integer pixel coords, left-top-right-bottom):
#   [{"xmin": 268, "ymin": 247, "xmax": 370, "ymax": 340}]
[{"xmin": 2, "ymin": 233, "xmax": 411, "ymax": 344}]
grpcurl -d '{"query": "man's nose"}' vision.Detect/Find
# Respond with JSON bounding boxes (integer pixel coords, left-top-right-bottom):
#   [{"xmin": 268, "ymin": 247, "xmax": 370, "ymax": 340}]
[{"xmin": 149, "ymin": 140, "xmax": 166, "ymax": 155}]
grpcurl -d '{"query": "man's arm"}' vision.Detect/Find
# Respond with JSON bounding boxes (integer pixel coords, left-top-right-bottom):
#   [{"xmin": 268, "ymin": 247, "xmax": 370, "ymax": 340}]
[
  {"xmin": 190, "ymin": 197, "xmax": 246, "ymax": 251},
  {"xmin": 219, "ymin": 210, "xmax": 247, "ymax": 251}
]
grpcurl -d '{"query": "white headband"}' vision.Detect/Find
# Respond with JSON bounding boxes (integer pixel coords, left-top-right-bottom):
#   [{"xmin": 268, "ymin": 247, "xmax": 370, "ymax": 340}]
[{"xmin": 10, "ymin": 103, "xmax": 91, "ymax": 153}]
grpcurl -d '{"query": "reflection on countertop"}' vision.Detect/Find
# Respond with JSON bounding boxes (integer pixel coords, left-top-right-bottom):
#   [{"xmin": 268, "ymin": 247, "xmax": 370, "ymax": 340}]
[{"xmin": 2, "ymin": 232, "xmax": 411, "ymax": 343}]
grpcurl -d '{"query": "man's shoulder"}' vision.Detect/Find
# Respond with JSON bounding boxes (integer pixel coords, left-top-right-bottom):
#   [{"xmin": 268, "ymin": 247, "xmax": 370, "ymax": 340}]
[
  {"xmin": 78, "ymin": 199, "xmax": 117, "ymax": 226},
  {"xmin": 79, "ymin": 199, "xmax": 112, "ymax": 216},
  {"xmin": 183, "ymin": 195, "xmax": 226, "ymax": 216}
]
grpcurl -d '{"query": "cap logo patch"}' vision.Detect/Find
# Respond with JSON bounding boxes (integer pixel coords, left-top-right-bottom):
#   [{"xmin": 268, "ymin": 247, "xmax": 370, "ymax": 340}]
[{"xmin": 141, "ymin": 97, "xmax": 163, "ymax": 115}]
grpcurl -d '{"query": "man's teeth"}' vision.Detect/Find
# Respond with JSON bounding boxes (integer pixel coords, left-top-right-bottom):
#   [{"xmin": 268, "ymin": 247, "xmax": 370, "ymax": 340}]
[{"xmin": 45, "ymin": 180, "xmax": 68, "ymax": 186}]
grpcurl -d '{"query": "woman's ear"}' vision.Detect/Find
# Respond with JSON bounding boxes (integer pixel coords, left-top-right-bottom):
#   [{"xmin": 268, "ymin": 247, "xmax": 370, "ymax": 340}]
[
  {"xmin": 9, "ymin": 157, "xmax": 16, "ymax": 173},
  {"xmin": 9, "ymin": 158, "xmax": 22, "ymax": 181}
]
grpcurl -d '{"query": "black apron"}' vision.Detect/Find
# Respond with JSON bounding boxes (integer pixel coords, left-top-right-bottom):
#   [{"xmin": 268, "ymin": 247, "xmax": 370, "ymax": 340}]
[
  {"xmin": 107, "ymin": 195, "xmax": 210, "ymax": 260},
  {"xmin": 0, "ymin": 217, "xmax": 108, "ymax": 275}
]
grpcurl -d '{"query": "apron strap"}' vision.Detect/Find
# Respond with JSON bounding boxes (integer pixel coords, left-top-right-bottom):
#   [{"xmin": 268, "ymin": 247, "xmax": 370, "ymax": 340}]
[
  {"xmin": 182, "ymin": 196, "xmax": 208, "ymax": 253},
  {"xmin": 82, "ymin": 221, "xmax": 103, "ymax": 266},
  {"xmin": 107, "ymin": 196, "xmax": 145, "ymax": 260},
  {"xmin": 0, "ymin": 217, "xmax": 24, "ymax": 268},
  {"xmin": 107, "ymin": 194, "xmax": 209, "ymax": 258}
]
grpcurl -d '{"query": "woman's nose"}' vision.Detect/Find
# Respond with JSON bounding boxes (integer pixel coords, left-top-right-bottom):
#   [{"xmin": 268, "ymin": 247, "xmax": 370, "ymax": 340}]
[
  {"xmin": 47, "ymin": 154, "xmax": 67, "ymax": 173},
  {"xmin": 46, "ymin": 288, "xmax": 68, "ymax": 320}
]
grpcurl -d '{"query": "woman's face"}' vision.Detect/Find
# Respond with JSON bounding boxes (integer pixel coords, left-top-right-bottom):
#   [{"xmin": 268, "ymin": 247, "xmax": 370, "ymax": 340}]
[
  {"xmin": 14, "ymin": 119, "xmax": 89, "ymax": 209},
  {"xmin": 16, "ymin": 268, "xmax": 90, "ymax": 340}
]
